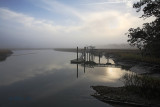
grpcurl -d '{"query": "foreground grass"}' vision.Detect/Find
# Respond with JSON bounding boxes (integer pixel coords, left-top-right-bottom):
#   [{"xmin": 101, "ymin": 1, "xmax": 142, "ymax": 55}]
[
  {"xmin": 92, "ymin": 74, "xmax": 160, "ymax": 106},
  {"xmin": 92, "ymin": 86, "xmax": 149, "ymax": 106},
  {"xmin": 122, "ymin": 73, "xmax": 160, "ymax": 99}
]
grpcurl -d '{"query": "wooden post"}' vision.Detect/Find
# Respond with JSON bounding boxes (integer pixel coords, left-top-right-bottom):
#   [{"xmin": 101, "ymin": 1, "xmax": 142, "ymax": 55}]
[
  {"xmin": 87, "ymin": 47, "xmax": 88, "ymax": 61},
  {"xmin": 99, "ymin": 53, "xmax": 100, "ymax": 64},
  {"xmin": 84, "ymin": 63, "xmax": 85, "ymax": 73},
  {"xmin": 84, "ymin": 47, "xmax": 86, "ymax": 73},
  {"xmin": 89, "ymin": 52, "xmax": 90, "ymax": 61},
  {"xmin": 77, "ymin": 47, "xmax": 78, "ymax": 61},
  {"xmin": 84, "ymin": 47, "xmax": 86, "ymax": 61},
  {"xmin": 77, "ymin": 64, "xmax": 78, "ymax": 78}
]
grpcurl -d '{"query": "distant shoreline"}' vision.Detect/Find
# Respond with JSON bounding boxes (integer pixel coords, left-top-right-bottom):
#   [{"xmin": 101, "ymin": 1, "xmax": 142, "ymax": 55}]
[
  {"xmin": 54, "ymin": 48, "xmax": 139, "ymax": 53},
  {"xmin": 0, "ymin": 48, "xmax": 54, "ymax": 51}
]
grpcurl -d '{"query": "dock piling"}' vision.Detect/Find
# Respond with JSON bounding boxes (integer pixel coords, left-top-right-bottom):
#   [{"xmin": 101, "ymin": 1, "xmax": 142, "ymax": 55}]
[
  {"xmin": 77, "ymin": 47, "xmax": 78, "ymax": 61},
  {"xmin": 99, "ymin": 53, "xmax": 101, "ymax": 64}
]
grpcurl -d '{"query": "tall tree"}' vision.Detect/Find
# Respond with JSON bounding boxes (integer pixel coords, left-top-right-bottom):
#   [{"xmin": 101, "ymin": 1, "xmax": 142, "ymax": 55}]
[{"xmin": 127, "ymin": 0, "xmax": 160, "ymax": 57}]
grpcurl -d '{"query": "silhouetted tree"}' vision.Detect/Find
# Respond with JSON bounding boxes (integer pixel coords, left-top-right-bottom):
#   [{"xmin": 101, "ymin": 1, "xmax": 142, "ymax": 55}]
[
  {"xmin": 133, "ymin": 0, "xmax": 160, "ymax": 18},
  {"xmin": 126, "ymin": 0, "xmax": 160, "ymax": 57}
]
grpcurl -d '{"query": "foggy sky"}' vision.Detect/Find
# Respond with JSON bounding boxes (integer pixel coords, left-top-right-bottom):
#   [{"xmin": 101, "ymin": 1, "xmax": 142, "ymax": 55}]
[{"xmin": 0, "ymin": 0, "xmax": 154, "ymax": 48}]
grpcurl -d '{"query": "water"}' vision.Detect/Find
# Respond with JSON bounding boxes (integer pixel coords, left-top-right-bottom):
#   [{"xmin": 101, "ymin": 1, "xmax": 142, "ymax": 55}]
[{"xmin": 0, "ymin": 50, "xmax": 129, "ymax": 107}]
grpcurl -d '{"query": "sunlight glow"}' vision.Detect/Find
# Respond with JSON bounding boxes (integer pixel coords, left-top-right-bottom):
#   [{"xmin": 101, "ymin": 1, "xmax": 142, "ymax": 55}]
[{"xmin": 99, "ymin": 68, "xmax": 126, "ymax": 82}]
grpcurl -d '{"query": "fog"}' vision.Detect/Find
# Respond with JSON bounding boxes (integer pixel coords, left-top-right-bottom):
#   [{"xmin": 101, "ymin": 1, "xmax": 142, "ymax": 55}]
[{"xmin": 0, "ymin": 0, "xmax": 154, "ymax": 48}]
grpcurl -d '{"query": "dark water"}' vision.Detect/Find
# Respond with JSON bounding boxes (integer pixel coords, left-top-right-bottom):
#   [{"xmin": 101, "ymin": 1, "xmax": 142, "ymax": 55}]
[{"xmin": 0, "ymin": 50, "xmax": 129, "ymax": 107}]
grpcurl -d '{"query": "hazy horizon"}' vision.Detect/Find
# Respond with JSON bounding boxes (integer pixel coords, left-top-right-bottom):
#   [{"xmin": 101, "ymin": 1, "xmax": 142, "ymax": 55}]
[
  {"xmin": 0, "ymin": 43, "xmax": 137, "ymax": 49},
  {"xmin": 0, "ymin": 0, "xmax": 154, "ymax": 48}
]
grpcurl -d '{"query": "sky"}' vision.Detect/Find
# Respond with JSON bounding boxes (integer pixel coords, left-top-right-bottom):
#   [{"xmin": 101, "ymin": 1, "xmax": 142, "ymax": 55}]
[{"xmin": 0, "ymin": 0, "xmax": 154, "ymax": 48}]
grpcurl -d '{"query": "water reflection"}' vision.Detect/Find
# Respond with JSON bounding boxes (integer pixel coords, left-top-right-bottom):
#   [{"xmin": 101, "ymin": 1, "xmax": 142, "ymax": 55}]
[
  {"xmin": 104, "ymin": 68, "xmax": 127, "ymax": 82},
  {"xmin": 0, "ymin": 50, "xmax": 131, "ymax": 107},
  {"xmin": 77, "ymin": 64, "xmax": 78, "ymax": 78},
  {"xmin": 72, "ymin": 53, "xmax": 125, "ymax": 83},
  {"xmin": 0, "ymin": 50, "xmax": 76, "ymax": 86}
]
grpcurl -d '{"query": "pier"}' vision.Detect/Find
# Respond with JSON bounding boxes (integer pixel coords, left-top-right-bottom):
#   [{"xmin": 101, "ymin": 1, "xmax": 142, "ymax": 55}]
[{"xmin": 70, "ymin": 46, "xmax": 120, "ymax": 68}]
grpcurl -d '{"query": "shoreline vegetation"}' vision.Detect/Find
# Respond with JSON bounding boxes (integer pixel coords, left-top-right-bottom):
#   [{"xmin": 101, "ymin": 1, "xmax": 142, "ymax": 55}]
[
  {"xmin": 92, "ymin": 73, "xmax": 160, "ymax": 107},
  {"xmin": 0, "ymin": 49, "xmax": 13, "ymax": 62},
  {"xmin": 114, "ymin": 53, "xmax": 160, "ymax": 65}
]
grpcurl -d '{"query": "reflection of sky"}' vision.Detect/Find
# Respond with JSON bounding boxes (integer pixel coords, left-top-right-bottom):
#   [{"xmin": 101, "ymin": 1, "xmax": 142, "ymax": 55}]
[
  {"xmin": 0, "ymin": 50, "xmax": 75, "ymax": 85},
  {"xmin": 94, "ymin": 55, "xmax": 115, "ymax": 64},
  {"xmin": 104, "ymin": 68, "xmax": 126, "ymax": 82},
  {"xmin": 0, "ymin": 50, "xmax": 129, "ymax": 107},
  {"xmin": 82, "ymin": 67, "xmax": 126, "ymax": 87}
]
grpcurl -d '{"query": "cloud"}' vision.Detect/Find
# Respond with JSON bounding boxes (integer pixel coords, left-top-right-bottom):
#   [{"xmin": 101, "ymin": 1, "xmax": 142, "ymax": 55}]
[
  {"xmin": 41, "ymin": 0, "xmax": 86, "ymax": 21},
  {"xmin": 82, "ymin": 0, "xmax": 125, "ymax": 5},
  {"xmin": 0, "ymin": 8, "xmax": 60, "ymax": 31},
  {"xmin": 0, "ymin": 0, "xmax": 153, "ymax": 48},
  {"xmin": 81, "ymin": 0, "xmax": 138, "ymax": 5}
]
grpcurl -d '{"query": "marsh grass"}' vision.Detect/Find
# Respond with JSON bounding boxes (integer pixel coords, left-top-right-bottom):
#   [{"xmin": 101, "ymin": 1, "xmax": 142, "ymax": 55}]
[
  {"xmin": 122, "ymin": 73, "xmax": 160, "ymax": 99},
  {"xmin": 115, "ymin": 53, "xmax": 160, "ymax": 64}
]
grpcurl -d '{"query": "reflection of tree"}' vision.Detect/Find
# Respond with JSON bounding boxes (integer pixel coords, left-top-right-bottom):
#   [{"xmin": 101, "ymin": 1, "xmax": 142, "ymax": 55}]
[{"xmin": 0, "ymin": 50, "xmax": 13, "ymax": 62}]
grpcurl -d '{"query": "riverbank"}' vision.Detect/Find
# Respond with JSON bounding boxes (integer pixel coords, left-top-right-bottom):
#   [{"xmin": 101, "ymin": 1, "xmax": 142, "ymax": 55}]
[
  {"xmin": 0, "ymin": 50, "xmax": 13, "ymax": 61},
  {"xmin": 92, "ymin": 53, "xmax": 160, "ymax": 107}
]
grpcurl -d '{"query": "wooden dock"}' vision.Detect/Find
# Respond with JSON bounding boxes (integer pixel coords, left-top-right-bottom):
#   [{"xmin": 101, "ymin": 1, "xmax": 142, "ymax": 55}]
[{"xmin": 70, "ymin": 46, "xmax": 122, "ymax": 68}]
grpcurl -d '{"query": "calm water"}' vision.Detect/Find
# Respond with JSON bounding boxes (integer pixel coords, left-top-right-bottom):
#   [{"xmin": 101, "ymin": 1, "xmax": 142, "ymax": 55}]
[{"xmin": 0, "ymin": 50, "xmax": 129, "ymax": 107}]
